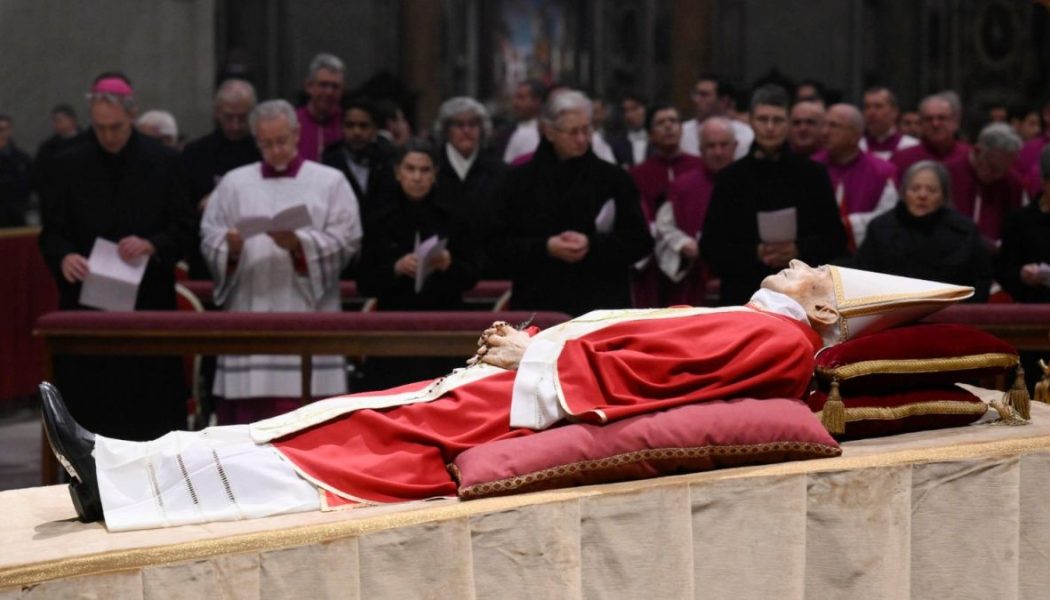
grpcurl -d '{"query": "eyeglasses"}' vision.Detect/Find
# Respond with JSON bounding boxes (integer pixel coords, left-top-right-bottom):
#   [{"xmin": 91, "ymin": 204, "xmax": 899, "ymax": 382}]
[
  {"xmin": 553, "ymin": 124, "xmax": 593, "ymax": 137},
  {"xmin": 449, "ymin": 119, "xmax": 481, "ymax": 129}
]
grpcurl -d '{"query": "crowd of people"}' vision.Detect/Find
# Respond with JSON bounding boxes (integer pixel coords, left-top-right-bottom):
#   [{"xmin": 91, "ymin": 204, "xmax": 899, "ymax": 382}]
[{"xmin": 6, "ymin": 52, "xmax": 1050, "ymax": 435}]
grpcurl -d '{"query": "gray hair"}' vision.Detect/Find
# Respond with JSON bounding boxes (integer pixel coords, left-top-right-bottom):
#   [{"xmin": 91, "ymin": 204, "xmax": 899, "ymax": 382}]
[
  {"xmin": 249, "ymin": 99, "xmax": 299, "ymax": 135},
  {"xmin": 901, "ymin": 160, "xmax": 952, "ymax": 206},
  {"xmin": 215, "ymin": 79, "xmax": 257, "ymax": 106},
  {"xmin": 1041, "ymin": 144, "xmax": 1050, "ymax": 182},
  {"xmin": 699, "ymin": 116, "xmax": 737, "ymax": 141},
  {"xmin": 87, "ymin": 91, "xmax": 136, "ymax": 114},
  {"xmin": 307, "ymin": 53, "xmax": 344, "ymax": 79},
  {"xmin": 434, "ymin": 96, "xmax": 492, "ymax": 141},
  {"xmin": 136, "ymin": 110, "xmax": 178, "ymax": 139},
  {"xmin": 976, "ymin": 122, "xmax": 1022, "ymax": 154},
  {"xmin": 540, "ymin": 89, "xmax": 592, "ymax": 126},
  {"xmin": 829, "ymin": 103, "xmax": 864, "ymax": 133},
  {"xmin": 920, "ymin": 90, "xmax": 962, "ymax": 119}
]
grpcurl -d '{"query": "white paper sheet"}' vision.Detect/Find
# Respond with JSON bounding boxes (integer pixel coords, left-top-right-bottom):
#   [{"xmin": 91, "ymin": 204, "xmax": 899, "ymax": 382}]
[
  {"xmin": 594, "ymin": 198, "xmax": 616, "ymax": 234},
  {"xmin": 236, "ymin": 204, "xmax": 312, "ymax": 238},
  {"xmin": 757, "ymin": 207, "xmax": 797, "ymax": 243},
  {"xmin": 414, "ymin": 233, "xmax": 448, "ymax": 293},
  {"xmin": 78, "ymin": 238, "xmax": 148, "ymax": 312}
]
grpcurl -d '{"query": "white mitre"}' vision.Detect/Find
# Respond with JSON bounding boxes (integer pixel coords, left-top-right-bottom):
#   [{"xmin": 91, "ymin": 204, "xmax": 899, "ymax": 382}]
[{"xmin": 825, "ymin": 267, "xmax": 974, "ymax": 343}]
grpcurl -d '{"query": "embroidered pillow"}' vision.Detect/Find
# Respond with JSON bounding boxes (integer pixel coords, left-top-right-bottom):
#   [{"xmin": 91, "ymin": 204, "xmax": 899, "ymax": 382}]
[
  {"xmin": 807, "ymin": 386, "xmax": 988, "ymax": 440},
  {"xmin": 815, "ymin": 323, "xmax": 1017, "ymax": 394},
  {"xmin": 450, "ymin": 397, "xmax": 840, "ymax": 500}
]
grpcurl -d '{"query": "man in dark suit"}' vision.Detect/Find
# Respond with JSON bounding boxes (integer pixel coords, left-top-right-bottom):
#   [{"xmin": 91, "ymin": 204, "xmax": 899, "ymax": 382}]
[
  {"xmin": 321, "ymin": 97, "xmax": 396, "ymax": 221},
  {"xmin": 38, "ymin": 72, "xmax": 195, "ymax": 440}
]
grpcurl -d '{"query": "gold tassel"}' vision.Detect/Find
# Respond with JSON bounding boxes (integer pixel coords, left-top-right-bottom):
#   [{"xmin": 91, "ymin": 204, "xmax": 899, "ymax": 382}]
[
  {"xmin": 821, "ymin": 380, "xmax": 846, "ymax": 435},
  {"xmin": 1035, "ymin": 359, "xmax": 1050, "ymax": 405},
  {"xmin": 1007, "ymin": 366, "xmax": 1031, "ymax": 421}
]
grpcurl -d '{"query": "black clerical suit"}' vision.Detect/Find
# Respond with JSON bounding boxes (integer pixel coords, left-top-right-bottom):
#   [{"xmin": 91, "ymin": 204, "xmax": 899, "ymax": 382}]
[
  {"xmin": 701, "ymin": 145, "xmax": 848, "ymax": 306},
  {"xmin": 38, "ymin": 130, "xmax": 195, "ymax": 439},
  {"xmin": 493, "ymin": 138, "xmax": 653, "ymax": 316}
]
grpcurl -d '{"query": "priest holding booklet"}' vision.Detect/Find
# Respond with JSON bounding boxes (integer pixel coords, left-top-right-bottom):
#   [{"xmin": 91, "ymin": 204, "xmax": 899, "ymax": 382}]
[
  {"xmin": 702, "ymin": 84, "xmax": 848, "ymax": 305},
  {"xmin": 200, "ymin": 99, "xmax": 363, "ymax": 423}
]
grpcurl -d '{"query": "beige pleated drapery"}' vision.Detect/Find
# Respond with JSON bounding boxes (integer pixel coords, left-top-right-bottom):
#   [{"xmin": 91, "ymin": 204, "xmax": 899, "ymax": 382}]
[{"xmin": 4, "ymin": 402, "xmax": 1050, "ymax": 599}]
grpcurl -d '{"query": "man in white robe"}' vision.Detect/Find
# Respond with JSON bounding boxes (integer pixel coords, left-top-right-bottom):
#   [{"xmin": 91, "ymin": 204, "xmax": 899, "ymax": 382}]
[{"xmin": 200, "ymin": 99, "xmax": 362, "ymax": 421}]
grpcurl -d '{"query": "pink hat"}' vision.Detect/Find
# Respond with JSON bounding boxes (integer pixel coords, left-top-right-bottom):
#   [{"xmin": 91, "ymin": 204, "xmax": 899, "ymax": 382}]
[{"xmin": 91, "ymin": 77, "xmax": 134, "ymax": 97}]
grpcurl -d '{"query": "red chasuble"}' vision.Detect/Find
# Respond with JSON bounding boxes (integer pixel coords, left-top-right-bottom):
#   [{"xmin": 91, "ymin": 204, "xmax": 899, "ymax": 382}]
[{"xmin": 272, "ymin": 308, "xmax": 820, "ymax": 505}]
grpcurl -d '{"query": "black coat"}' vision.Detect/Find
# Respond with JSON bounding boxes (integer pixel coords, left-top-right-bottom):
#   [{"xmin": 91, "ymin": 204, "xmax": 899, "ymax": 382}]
[
  {"xmin": 181, "ymin": 129, "xmax": 260, "ymax": 203},
  {"xmin": 436, "ymin": 146, "xmax": 506, "ymax": 277},
  {"xmin": 855, "ymin": 202, "xmax": 991, "ymax": 302},
  {"xmin": 36, "ymin": 130, "xmax": 194, "ymax": 439},
  {"xmin": 0, "ymin": 143, "xmax": 32, "ymax": 227},
  {"xmin": 357, "ymin": 188, "xmax": 480, "ymax": 310},
  {"xmin": 321, "ymin": 141, "xmax": 397, "ymax": 220},
  {"xmin": 995, "ymin": 200, "xmax": 1050, "ymax": 303},
  {"xmin": 493, "ymin": 138, "xmax": 653, "ymax": 315},
  {"xmin": 180, "ymin": 129, "xmax": 260, "ymax": 279},
  {"xmin": 701, "ymin": 146, "xmax": 848, "ymax": 305},
  {"xmin": 38, "ymin": 130, "xmax": 195, "ymax": 310}
]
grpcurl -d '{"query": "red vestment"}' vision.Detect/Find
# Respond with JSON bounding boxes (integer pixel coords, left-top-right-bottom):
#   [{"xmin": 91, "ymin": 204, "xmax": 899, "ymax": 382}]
[{"xmin": 272, "ymin": 308, "xmax": 820, "ymax": 504}]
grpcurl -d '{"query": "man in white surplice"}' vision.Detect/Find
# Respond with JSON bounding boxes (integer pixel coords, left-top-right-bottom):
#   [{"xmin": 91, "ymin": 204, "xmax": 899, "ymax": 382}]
[{"xmin": 201, "ymin": 99, "xmax": 362, "ymax": 420}]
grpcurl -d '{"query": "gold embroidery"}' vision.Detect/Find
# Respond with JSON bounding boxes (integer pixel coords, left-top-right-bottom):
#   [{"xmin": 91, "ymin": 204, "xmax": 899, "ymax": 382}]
[
  {"xmin": 456, "ymin": 442, "xmax": 842, "ymax": 500},
  {"xmin": 814, "ymin": 400, "xmax": 988, "ymax": 423},
  {"xmin": 816, "ymin": 353, "xmax": 1018, "ymax": 380}
]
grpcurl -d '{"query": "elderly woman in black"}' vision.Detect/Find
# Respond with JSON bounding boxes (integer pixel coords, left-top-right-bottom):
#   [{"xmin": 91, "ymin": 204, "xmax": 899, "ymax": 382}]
[{"xmin": 854, "ymin": 160, "xmax": 991, "ymax": 302}]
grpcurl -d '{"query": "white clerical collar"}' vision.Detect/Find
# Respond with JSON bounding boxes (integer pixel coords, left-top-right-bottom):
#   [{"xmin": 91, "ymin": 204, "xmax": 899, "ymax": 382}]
[
  {"xmin": 446, "ymin": 144, "xmax": 477, "ymax": 181},
  {"xmin": 747, "ymin": 289, "xmax": 809, "ymax": 324},
  {"xmin": 517, "ymin": 118, "xmax": 537, "ymax": 131},
  {"xmin": 627, "ymin": 129, "xmax": 647, "ymax": 142}
]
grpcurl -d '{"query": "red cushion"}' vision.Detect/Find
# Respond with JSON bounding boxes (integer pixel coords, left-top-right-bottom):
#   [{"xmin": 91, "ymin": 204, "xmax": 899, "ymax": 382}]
[
  {"xmin": 807, "ymin": 386, "xmax": 988, "ymax": 440},
  {"xmin": 450, "ymin": 398, "xmax": 841, "ymax": 500},
  {"xmin": 815, "ymin": 323, "xmax": 1017, "ymax": 393}
]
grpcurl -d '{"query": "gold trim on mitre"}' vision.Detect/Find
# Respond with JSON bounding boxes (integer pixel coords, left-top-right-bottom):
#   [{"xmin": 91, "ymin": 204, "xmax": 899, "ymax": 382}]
[
  {"xmin": 829, "ymin": 267, "xmax": 974, "ymax": 312},
  {"xmin": 827, "ymin": 267, "xmax": 974, "ymax": 341},
  {"xmin": 816, "ymin": 353, "xmax": 1019, "ymax": 381}
]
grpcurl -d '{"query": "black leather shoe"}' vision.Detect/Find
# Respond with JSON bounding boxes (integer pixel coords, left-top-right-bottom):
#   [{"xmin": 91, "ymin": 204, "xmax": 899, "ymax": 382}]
[{"xmin": 39, "ymin": 382, "xmax": 103, "ymax": 523}]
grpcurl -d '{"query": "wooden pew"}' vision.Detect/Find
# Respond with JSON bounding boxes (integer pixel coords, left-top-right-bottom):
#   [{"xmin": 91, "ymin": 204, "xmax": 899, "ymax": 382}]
[
  {"xmin": 33, "ymin": 310, "xmax": 570, "ymax": 484},
  {"xmin": 925, "ymin": 304, "xmax": 1050, "ymax": 351},
  {"xmin": 179, "ymin": 279, "xmax": 513, "ymax": 311}
]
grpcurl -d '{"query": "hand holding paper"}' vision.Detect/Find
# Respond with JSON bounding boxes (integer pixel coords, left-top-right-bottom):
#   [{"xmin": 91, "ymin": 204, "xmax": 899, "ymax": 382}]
[
  {"xmin": 414, "ymin": 234, "xmax": 449, "ymax": 293},
  {"xmin": 79, "ymin": 238, "xmax": 148, "ymax": 311},
  {"xmin": 236, "ymin": 204, "xmax": 312, "ymax": 239}
]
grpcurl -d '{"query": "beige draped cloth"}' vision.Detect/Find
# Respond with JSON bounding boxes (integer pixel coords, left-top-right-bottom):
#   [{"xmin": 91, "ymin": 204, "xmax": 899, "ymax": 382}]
[{"xmin": 5, "ymin": 400, "xmax": 1050, "ymax": 599}]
